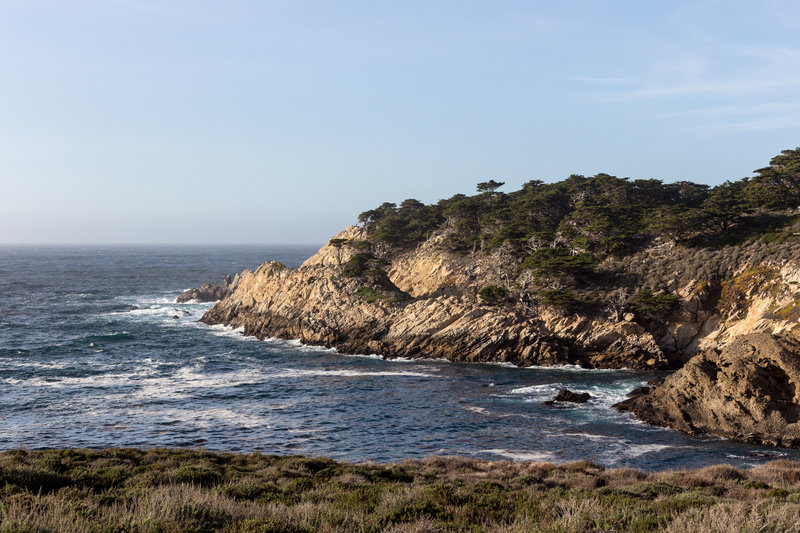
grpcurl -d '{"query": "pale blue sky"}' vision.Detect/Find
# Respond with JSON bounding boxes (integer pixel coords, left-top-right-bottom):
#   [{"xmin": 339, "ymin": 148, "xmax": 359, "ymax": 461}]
[{"xmin": 1, "ymin": 0, "xmax": 799, "ymax": 244}]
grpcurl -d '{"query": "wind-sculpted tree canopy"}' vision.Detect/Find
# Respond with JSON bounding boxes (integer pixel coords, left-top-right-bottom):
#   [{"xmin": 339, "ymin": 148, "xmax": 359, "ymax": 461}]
[{"xmin": 357, "ymin": 148, "xmax": 800, "ymax": 266}]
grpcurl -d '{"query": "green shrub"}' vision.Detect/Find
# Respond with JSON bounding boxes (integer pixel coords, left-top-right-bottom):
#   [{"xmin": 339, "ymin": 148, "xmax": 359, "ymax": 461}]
[
  {"xmin": 519, "ymin": 248, "xmax": 595, "ymax": 277},
  {"xmin": 539, "ymin": 288, "xmax": 578, "ymax": 309},
  {"xmin": 341, "ymin": 253, "xmax": 372, "ymax": 277},
  {"xmin": 356, "ymin": 286, "xmax": 387, "ymax": 303},
  {"xmin": 478, "ymin": 285, "xmax": 509, "ymax": 305},
  {"xmin": 634, "ymin": 289, "xmax": 678, "ymax": 319},
  {"xmin": 172, "ymin": 465, "xmax": 219, "ymax": 486},
  {"xmin": 770, "ymin": 487, "xmax": 790, "ymax": 498}
]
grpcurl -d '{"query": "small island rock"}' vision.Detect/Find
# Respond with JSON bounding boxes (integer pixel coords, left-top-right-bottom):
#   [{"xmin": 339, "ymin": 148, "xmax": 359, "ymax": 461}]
[{"xmin": 544, "ymin": 389, "xmax": 591, "ymax": 405}]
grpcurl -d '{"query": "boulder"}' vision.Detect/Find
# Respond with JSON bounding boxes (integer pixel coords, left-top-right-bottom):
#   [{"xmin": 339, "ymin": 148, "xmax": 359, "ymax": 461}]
[
  {"xmin": 544, "ymin": 389, "xmax": 591, "ymax": 405},
  {"xmin": 615, "ymin": 333, "xmax": 800, "ymax": 448}
]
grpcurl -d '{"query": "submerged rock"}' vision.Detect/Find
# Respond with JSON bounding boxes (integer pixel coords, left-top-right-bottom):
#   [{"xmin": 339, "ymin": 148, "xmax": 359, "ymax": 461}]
[
  {"xmin": 615, "ymin": 333, "xmax": 800, "ymax": 448},
  {"xmin": 543, "ymin": 389, "xmax": 591, "ymax": 405}
]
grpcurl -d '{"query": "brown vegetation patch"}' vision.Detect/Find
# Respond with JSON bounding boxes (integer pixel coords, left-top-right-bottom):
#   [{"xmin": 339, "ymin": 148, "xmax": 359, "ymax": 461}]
[{"xmin": 3, "ymin": 448, "xmax": 800, "ymax": 532}]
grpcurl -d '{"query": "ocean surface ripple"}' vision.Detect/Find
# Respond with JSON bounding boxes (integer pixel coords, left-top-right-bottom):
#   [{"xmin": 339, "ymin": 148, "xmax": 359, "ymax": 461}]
[{"xmin": 1, "ymin": 245, "xmax": 797, "ymax": 470}]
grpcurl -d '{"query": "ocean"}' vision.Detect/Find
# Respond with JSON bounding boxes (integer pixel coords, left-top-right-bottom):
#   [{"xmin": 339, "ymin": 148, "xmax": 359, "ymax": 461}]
[{"xmin": 1, "ymin": 245, "xmax": 797, "ymax": 470}]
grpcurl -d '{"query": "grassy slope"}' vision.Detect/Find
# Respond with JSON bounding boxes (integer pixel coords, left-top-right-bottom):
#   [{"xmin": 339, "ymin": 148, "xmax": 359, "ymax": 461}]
[{"xmin": 2, "ymin": 449, "xmax": 800, "ymax": 532}]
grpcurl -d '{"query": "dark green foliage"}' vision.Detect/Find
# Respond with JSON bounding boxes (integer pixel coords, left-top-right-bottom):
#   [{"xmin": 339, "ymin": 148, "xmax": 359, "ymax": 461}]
[
  {"xmin": 701, "ymin": 180, "xmax": 749, "ymax": 231},
  {"xmin": 357, "ymin": 148, "xmax": 800, "ymax": 262},
  {"xmin": 358, "ymin": 199, "xmax": 443, "ymax": 246},
  {"xmin": 352, "ymin": 464, "xmax": 414, "ymax": 483},
  {"xmin": 220, "ymin": 482, "xmax": 283, "ymax": 505},
  {"xmin": 744, "ymin": 148, "xmax": 800, "ymax": 209},
  {"xmin": 348, "ymin": 240, "xmax": 372, "ymax": 250},
  {"xmin": 341, "ymin": 253, "xmax": 373, "ymax": 278},
  {"xmin": 770, "ymin": 487, "xmax": 790, "ymax": 498},
  {"xmin": 477, "ymin": 179, "xmax": 505, "ymax": 193},
  {"xmin": 634, "ymin": 289, "xmax": 679, "ymax": 319},
  {"xmin": 478, "ymin": 285, "xmax": 509, "ymax": 305},
  {"xmin": 172, "ymin": 464, "xmax": 221, "ymax": 486},
  {"xmin": 539, "ymin": 288, "xmax": 578, "ymax": 309},
  {"xmin": 355, "ymin": 286, "xmax": 387, "ymax": 303},
  {"xmin": 328, "ymin": 238, "xmax": 349, "ymax": 247},
  {"xmin": 519, "ymin": 247, "xmax": 595, "ymax": 277}
]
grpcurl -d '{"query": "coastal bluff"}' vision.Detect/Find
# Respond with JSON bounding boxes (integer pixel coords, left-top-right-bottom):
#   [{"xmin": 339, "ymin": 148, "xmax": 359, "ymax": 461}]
[
  {"xmin": 200, "ymin": 224, "xmax": 800, "ymax": 372},
  {"xmin": 199, "ymin": 148, "xmax": 800, "ymax": 447},
  {"xmin": 201, "ymin": 226, "xmax": 669, "ymax": 369}
]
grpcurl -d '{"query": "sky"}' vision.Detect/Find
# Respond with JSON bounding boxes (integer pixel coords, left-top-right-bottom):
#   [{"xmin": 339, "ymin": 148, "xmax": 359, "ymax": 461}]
[{"xmin": 1, "ymin": 0, "xmax": 799, "ymax": 244}]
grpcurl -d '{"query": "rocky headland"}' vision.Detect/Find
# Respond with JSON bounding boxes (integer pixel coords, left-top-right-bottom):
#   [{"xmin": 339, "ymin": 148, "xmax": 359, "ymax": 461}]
[
  {"xmin": 200, "ymin": 223, "xmax": 800, "ymax": 371},
  {"xmin": 202, "ymin": 225, "xmax": 670, "ymax": 369},
  {"xmin": 616, "ymin": 333, "xmax": 800, "ymax": 448},
  {"xmin": 177, "ymin": 273, "xmax": 241, "ymax": 303},
  {"xmin": 197, "ymin": 148, "xmax": 800, "ymax": 447}
]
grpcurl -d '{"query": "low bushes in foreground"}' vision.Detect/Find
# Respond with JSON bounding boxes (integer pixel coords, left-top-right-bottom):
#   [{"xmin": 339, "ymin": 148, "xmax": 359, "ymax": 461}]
[{"xmin": 2, "ymin": 448, "xmax": 800, "ymax": 532}]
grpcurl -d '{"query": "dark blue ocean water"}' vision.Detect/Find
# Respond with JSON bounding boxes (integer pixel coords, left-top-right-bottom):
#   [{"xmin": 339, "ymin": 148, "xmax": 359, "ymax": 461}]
[{"xmin": 1, "ymin": 245, "xmax": 798, "ymax": 470}]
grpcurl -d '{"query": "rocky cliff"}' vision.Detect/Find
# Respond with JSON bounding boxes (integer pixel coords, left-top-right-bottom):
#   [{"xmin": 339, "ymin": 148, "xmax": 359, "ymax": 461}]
[
  {"xmin": 200, "ymin": 224, "xmax": 800, "ymax": 371},
  {"xmin": 197, "ymin": 148, "xmax": 800, "ymax": 447},
  {"xmin": 616, "ymin": 333, "xmax": 800, "ymax": 448}
]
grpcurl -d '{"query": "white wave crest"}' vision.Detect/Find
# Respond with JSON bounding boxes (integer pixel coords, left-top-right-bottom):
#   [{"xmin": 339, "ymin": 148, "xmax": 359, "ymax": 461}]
[
  {"xmin": 482, "ymin": 449, "xmax": 558, "ymax": 462},
  {"xmin": 507, "ymin": 384, "xmax": 562, "ymax": 396},
  {"xmin": 619, "ymin": 443, "xmax": 673, "ymax": 458},
  {"xmin": 561, "ymin": 432, "xmax": 615, "ymax": 442}
]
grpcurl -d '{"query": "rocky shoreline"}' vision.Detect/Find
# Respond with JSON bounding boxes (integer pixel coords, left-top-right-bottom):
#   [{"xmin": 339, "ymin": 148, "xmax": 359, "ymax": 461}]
[
  {"xmin": 192, "ymin": 221, "xmax": 800, "ymax": 449},
  {"xmin": 615, "ymin": 333, "xmax": 800, "ymax": 448},
  {"xmin": 200, "ymin": 226, "xmax": 678, "ymax": 370}
]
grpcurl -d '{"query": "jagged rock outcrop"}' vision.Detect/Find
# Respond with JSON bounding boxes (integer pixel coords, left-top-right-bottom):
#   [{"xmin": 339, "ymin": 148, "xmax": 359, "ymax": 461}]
[
  {"xmin": 200, "ymin": 227, "xmax": 676, "ymax": 369},
  {"xmin": 615, "ymin": 333, "xmax": 800, "ymax": 448},
  {"xmin": 177, "ymin": 274, "xmax": 242, "ymax": 303},
  {"xmin": 544, "ymin": 389, "xmax": 591, "ymax": 405},
  {"xmin": 199, "ymin": 224, "xmax": 800, "ymax": 371}
]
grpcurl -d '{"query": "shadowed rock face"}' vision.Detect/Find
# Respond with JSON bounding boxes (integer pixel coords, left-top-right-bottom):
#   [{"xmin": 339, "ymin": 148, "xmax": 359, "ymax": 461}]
[{"xmin": 615, "ymin": 333, "xmax": 800, "ymax": 448}]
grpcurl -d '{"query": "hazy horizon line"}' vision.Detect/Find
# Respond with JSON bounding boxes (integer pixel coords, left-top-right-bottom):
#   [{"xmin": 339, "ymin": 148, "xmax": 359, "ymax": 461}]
[{"xmin": 0, "ymin": 242, "xmax": 325, "ymax": 247}]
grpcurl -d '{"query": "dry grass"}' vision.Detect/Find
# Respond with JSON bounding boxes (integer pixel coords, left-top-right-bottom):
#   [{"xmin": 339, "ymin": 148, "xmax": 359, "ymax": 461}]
[{"xmin": 2, "ymin": 448, "xmax": 800, "ymax": 532}]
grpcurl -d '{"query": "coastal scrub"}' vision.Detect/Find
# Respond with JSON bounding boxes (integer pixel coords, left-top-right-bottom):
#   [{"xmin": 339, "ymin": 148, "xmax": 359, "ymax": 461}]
[{"xmin": 3, "ymin": 448, "xmax": 800, "ymax": 532}]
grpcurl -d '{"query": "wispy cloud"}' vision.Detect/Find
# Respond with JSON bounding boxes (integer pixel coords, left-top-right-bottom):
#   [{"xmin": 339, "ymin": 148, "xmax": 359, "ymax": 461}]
[
  {"xmin": 571, "ymin": 76, "xmax": 636, "ymax": 85},
  {"xmin": 112, "ymin": 0, "xmax": 177, "ymax": 16},
  {"xmin": 698, "ymin": 114, "xmax": 800, "ymax": 133},
  {"xmin": 653, "ymin": 102, "xmax": 800, "ymax": 134},
  {"xmin": 581, "ymin": 47, "xmax": 800, "ymax": 102},
  {"xmin": 667, "ymin": 102, "xmax": 800, "ymax": 118}
]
